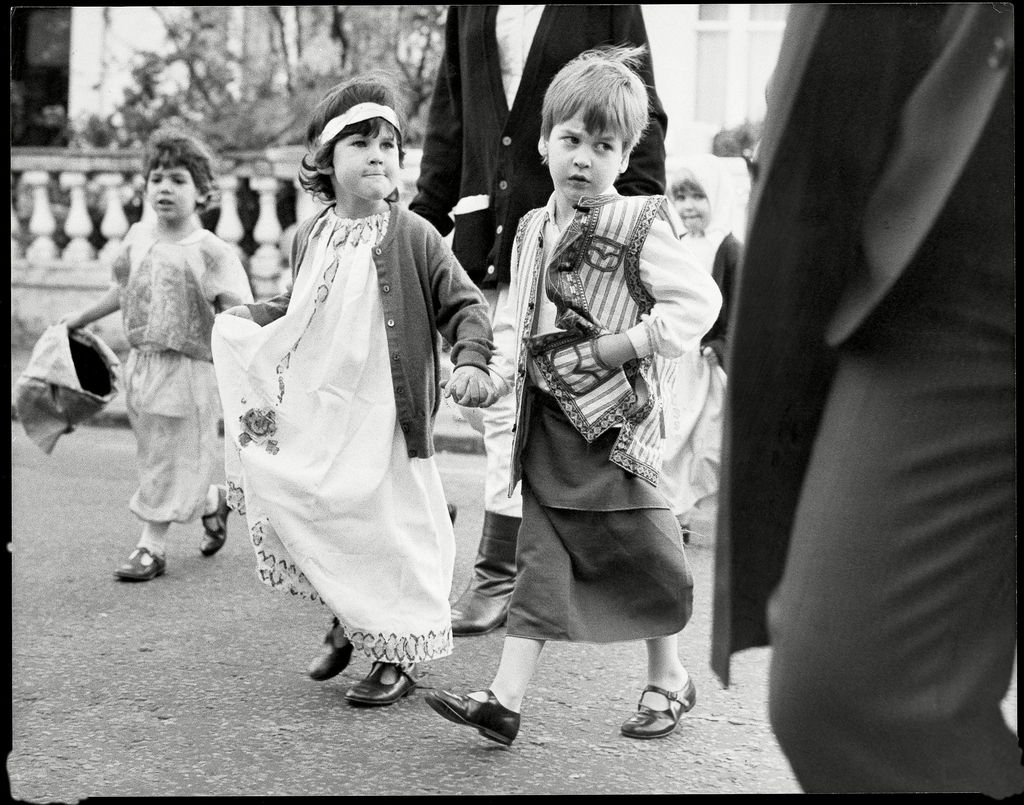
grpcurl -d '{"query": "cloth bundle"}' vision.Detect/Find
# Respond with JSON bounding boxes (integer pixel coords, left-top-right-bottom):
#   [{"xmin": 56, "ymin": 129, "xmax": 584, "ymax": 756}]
[{"xmin": 14, "ymin": 325, "xmax": 122, "ymax": 453}]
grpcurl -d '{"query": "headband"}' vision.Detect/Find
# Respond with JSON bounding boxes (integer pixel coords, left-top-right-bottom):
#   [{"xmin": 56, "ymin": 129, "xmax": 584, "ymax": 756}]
[{"xmin": 319, "ymin": 102, "xmax": 402, "ymax": 145}]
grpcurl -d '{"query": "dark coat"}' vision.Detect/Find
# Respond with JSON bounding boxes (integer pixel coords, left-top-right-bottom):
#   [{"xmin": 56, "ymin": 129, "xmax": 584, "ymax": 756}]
[
  {"xmin": 409, "ymin": 4, "xmax": 667, "ymax": 288},
  {"xmin": 711, "ymin": 3, "xmax": 1014, "ymax": 685}
]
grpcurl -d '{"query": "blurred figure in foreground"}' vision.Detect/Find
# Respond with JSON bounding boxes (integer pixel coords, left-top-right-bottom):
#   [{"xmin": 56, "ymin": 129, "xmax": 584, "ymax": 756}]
[{"xmin": 712, "ymin": 4, "xmax": 1020, "ymax": 796}]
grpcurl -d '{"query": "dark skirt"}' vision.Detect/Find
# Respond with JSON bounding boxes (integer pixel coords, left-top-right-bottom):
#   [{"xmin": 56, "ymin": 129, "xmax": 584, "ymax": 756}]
[{"xmin": 506, "ymin": 389, "xmax": 693, "ymax": 643}]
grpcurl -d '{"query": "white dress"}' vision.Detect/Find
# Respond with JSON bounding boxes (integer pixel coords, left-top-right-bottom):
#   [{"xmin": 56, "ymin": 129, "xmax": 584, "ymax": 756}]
[{"xmin": 211, "ymin": 211, "xmax": 454, "ymax": 664}]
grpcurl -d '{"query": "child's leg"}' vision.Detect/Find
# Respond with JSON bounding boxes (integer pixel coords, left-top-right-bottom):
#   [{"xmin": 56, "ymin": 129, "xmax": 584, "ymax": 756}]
[
  {"xmin": 199, "ymin": 484, "xmax": 229, "ymax": 557},
  {"xmin": 203, "ymin": 485, "xmax": 221, "ymax": 516},
  {"xmin": 137, "ymin": 521, "xmax": 171, "ymax": 557},
  {"xmin": 619, "ymin": 633, "xmax": 696, "ymax": 739},
  {"xmin": 642, "ymin": 633, "xmax": 691, "ymax": 709},
  {"xmin": 114, "ymin": 520, "xmax": 170, "ymax": 581},
  {"xmin": 469, "ymin": 635, "xmax": 546, "ymax": 712}
]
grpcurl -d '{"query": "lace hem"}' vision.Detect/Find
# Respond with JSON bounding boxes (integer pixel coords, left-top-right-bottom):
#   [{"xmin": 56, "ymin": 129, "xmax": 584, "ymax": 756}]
[{"xmin": 248, "ymin": 518, "xmax": 454, "ymax": 663}]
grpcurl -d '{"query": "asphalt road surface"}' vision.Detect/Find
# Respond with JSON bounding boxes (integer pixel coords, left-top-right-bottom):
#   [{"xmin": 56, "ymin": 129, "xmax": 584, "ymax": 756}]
[{"xmin": 9, "ymin": 421, "xmax": 802, "ymax": 797}]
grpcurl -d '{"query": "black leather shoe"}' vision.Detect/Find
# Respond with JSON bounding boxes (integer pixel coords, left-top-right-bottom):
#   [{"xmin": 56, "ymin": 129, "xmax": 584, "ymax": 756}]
[
  {"xmin": 200, "ymin": 486, "xmax": 229, "ymax": 557},
  {"xmin": 425, "ymin": 689, "xmax": 520, "ymax": 746},
  {"xmin": 620, "ymin": 678, "xmax": 697, "ymax": 740},
  {"xmin": 344, "ymin": 662, "xmax": 417, "ymax": 706},
  {"xmin": 307, "ymin": 618, "xmax": 353, "ymax": 681}
]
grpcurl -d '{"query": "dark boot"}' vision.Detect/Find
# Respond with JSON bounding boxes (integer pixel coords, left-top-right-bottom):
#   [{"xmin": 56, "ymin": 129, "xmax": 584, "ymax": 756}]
[{"xmin": 450, "ymin": 512, "xmax": 520, "ymax": 636}]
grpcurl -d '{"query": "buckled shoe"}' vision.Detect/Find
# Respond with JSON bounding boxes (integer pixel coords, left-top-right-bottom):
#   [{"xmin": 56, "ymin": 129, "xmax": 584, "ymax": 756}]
[
  {"xmin": 620, "ymin": 678, "xmax": 697, "ymax": 739},
  {"xmin": 344, "ymin": 662, "xmax": 417, "ymax": 706},
  {"xmin": 114, "ymin": 547, "xmax": 166, "ymax": 582},
  {"xmin": 425, "ymin": 688, "xmax": 520, "ymax": 746}
]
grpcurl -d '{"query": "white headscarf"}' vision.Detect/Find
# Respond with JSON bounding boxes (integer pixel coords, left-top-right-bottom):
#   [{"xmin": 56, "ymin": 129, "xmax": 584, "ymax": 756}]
[{"xmin": 670, "ymin": 153, "xmax": 735, "ymax": 271}]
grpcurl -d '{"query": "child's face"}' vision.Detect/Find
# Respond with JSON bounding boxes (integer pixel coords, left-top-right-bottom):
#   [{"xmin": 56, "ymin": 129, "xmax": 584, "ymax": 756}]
[
  {"xmin": 673, "ymin": 190, "xmax": 711, "ymax": 237},
  {"xmin": 320, "ymin": 125, "xmax": 400, "ymax": 214},
  {"xmin": 146, "ymin": 165, "xmax": 203, "ymax": 227},
  {"xmin": 540, "ymin": 115, "xmax": 629, "ymax": 211}
]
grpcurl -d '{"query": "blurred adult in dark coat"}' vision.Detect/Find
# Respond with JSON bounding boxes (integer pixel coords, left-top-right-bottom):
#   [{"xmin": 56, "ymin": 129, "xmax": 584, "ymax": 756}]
[{"xmin": 712, "ymin": 4, "xmax": 1019, "ymax": 795}]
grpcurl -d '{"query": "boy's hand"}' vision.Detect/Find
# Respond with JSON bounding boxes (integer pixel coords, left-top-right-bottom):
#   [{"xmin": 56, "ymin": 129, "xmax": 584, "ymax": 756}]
[
  {"xmin": 221, "ymin": 305, "xmax": 254, "ymax": 320},
  {"xmin": 445, "ymin": 365, "xmax": 500, "ymax": 408}
]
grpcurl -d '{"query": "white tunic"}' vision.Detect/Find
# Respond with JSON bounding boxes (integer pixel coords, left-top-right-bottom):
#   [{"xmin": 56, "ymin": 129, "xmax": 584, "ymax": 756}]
[{"xmin": 212, "ymin": 211, "xmax": 454, "ymax": 664}]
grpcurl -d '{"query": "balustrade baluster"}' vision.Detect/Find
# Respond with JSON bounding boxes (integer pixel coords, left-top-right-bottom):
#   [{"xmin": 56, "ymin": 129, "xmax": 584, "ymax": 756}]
[
  {"xmin": 96, "ymin": 173, "xmax": 130, "ymax": 264},
  {"xmin": 59, "ymin": 171, "xmax": 95, "ymax": 262},
  {"xmin": 294, "ymin": 178, "xmax": 319, "ymax": 224},
  {"xmin": 139, "ymin": 173, "xmax": 157, "ymax": 226},
  {"xmin": 249, "ymin": 176, "xmax": 283, "ymax": 300},
  {"xmin": 215, "ymin": 174, "xmax": 246, "ymax": 259},
  {"xmin": 23, "ymin": 170, "xmax": 57, "ymax": 263}
]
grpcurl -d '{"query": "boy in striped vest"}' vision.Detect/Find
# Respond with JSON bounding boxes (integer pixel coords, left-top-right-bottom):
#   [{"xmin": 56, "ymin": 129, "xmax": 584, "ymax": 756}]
[{"xmin": 426, "ymin": 45, "xmax": 722, "ymax": 746}]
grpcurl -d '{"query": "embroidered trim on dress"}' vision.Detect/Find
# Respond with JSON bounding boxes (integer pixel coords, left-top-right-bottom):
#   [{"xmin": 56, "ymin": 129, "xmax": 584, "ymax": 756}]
[
  {"xmin": 226, "ymin": 481, "xmax": 246, "ymax": 515},
  {"xmin": 248, "ymin": 518, "xmax": 453, "ymax": 662},
  {"xmin": 275, "ymin": 212, "xmax": 389, "ymax": 404}
]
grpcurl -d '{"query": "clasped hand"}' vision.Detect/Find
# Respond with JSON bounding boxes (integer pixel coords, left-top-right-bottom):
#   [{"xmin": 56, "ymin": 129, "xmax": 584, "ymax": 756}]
[{"xmin": 444, "ymin": 365, "xmax": 500, "ymax": 408}]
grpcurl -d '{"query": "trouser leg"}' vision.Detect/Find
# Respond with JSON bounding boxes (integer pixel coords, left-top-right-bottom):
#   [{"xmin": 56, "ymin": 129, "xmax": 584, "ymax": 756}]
[
  {"xmin": 767, "ymin": 349, "xmax": 1022, "ymax": 796},
  {"xmin": 451, "ymin": 283, "xmax": 523, "ymax": 635}
]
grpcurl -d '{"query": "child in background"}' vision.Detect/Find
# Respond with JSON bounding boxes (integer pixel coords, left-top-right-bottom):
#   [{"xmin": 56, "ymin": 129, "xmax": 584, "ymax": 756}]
[
  {"xmin": 424, "ymin": 46, "xmax": 721, "ymax": 745},
  {"xmin": 60, "ymin": 128, "xmax": 254, "ymax": 581},
  {"xmin": 660, "ymin": 155, "xmax": 740, "ymax": 543},
  {"xmin": 212, "ymin": 72, "xmax": 498, "ymax": 708}
]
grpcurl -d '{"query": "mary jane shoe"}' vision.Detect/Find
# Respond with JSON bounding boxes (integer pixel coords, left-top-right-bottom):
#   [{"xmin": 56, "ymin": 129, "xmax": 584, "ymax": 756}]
[
  {"xmin": 344, "ymin": 662, "xmax": 417, "ymax": 706},
  {"xmin": 200, "ymin": 486, "xmax": 229, "ymax": 557},
  {"xmin": 424, "ymin": 688, "xmax": 520, "ymax": 746},
  {"xmin": 114, "ymin": 547, "xmax": 166, "ymax": 582},
  {"xmin": 620, "ymin": 678, "xmax": 697, "ymax": 739}
]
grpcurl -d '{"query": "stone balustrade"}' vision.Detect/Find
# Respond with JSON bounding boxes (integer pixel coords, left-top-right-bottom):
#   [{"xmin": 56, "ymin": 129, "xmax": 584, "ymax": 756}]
[
  {"xmin": 11, "ymin": 146, "xmax": 749, "ymax": 351},
  {"xmin": 11, "ymin": 146, "xmax": 422, "ymax": 349}
]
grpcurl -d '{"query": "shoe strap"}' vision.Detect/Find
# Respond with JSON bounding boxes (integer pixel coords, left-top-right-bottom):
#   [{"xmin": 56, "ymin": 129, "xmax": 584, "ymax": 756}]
[{"xmin": 642, "ymin": 684, "xmax": 680, "ymax": 701}]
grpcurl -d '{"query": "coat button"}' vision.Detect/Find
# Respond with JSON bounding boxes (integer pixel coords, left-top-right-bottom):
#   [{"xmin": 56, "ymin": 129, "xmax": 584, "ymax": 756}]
[
  {"xmin": 496, "ymin": 224, "xmax": 503, "ymax": 234},
  {"xmin": 409, "ymin": 449, "xmax": 418, "ymax": 457},
  {"xmin": 382, "ymin": 284, "xmax": 390, "ymax": 293},
  {"xmin": 396, "ymin": 386, "xmax": 404, "ymax": 394},
  {"xmin": 375, "ymin": 248, "xmax": 382, "ymax": 255},
  {"xmin": 487, "ymin": 265, "xmax": 495, "ymax": 275},
  {"xmin": 401, "ymin": 423, "xmax": 410, "ymax": 432},
  {"xmin": 502, "ymin": 136, "xmax": 512, "ymax": 146},
  {"xmin": 387, "ymin": 319, "xmax": 395, "ymax": 327},
  {"xmin": 498, "ymin": 180, "xmax": 508, "ymax": 190},
  {"xmin": 989, "ymin": 37, "xmax": 1009, "ymax": 69}
]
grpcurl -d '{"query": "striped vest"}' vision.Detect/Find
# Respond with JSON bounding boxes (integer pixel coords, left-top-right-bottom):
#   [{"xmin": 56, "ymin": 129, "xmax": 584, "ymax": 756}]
[{"xmin": 508, "ymin": 194, "xmax": 674, "ymax": 490}]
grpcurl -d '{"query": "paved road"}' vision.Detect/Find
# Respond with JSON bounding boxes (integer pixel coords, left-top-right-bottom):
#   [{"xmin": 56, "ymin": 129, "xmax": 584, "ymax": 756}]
[{"xmin": 9, "ymin": 423, "xmax": 795, "ymax": 797}]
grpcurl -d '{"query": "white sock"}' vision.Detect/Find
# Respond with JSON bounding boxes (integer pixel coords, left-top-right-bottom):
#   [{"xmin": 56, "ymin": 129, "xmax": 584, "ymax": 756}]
[
  {"xmin": 204, "ymin": 485, "xmax": 221, "ymax": 515},
  {"xmin": 137, "ymin": 522, "xmax": 170, "ymax": 558}
]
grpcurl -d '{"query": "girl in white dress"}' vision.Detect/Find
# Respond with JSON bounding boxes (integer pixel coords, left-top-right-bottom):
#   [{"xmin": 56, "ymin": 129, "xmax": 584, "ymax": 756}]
[
  {"xmin": 660, "ymin": 155, "xmax": 740, "ymax": 543},
  {"xmin": 212, "ymin": 72, "xmax": 499, "ymax": 707}
]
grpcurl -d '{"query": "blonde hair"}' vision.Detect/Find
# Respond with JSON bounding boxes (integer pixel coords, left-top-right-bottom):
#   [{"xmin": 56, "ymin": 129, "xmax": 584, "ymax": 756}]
[{"xmin": 541, "ymin": 45, "xmax": 651, "ymax": 153}]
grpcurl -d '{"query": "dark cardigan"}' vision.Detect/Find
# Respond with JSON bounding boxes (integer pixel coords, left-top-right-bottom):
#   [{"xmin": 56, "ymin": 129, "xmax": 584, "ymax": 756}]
[
  {"xmin": 701, "ymin": 233, "xmax": 741, "ymax": 366},
  {"xmin": 245, "ymin": 203, "xmax": 493, "ymax": 459},
  {"xmin": 409, "ymin": 4, "xmax": 668, "ymax": 288}
]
